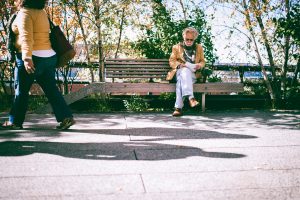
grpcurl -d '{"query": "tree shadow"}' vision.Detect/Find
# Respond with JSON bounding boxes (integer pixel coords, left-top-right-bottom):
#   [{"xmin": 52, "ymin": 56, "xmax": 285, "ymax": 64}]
[
  {"xmin": 0, "ymin": 141, "xmax": 246, "ymax": 160},
  {"xmin": 0, "ymin": 128, "xmax": 257, "ymax": 160},
  {"xmin": 66, "ymin": 128, "xmax": 257, "ymax": 142}
]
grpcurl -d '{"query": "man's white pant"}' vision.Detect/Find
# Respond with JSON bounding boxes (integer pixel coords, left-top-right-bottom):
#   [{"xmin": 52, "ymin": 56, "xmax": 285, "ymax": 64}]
[{"xmin": 175, "ymin": 67, "xmax": 196, "ymax": 109}]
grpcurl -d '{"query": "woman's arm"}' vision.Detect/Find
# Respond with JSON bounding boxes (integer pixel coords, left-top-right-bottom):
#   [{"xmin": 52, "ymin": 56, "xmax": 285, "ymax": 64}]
[
  {"xmin": 18, "ymin": 9, "xmax": 34, "ymax": 61},
  {"xmin": 18, "ymin": 9, "xmax": 35, "ymax": 73}
]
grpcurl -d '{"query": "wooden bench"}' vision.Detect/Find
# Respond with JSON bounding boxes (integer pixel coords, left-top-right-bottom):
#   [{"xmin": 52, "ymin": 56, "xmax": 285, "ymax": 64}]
[
  {"xmin": 36, "ymin": 59, "xmax": 244, "ymax": 113},
  {"xmin": 104, "ymin": 59, "xmax": 244, "ymax": 111},
  {"xmin": 104, "ymin": 59, "xmax": 170, "ymax": 82}
]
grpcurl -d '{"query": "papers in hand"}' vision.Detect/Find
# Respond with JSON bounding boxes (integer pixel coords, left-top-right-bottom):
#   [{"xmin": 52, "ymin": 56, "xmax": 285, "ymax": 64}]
[{"xmin": 185, "ymin": 62, "xmax": 197, "ymax": 72}]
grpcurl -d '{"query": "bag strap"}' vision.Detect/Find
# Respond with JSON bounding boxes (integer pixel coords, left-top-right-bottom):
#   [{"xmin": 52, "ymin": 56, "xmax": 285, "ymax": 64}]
[
  {"xmin": 48, "ymin": 17, "xmax": 55, "ymax": 30},
  {"xmin": 6, "ymin": 11, "xmax": 18, "ymax": 33}
]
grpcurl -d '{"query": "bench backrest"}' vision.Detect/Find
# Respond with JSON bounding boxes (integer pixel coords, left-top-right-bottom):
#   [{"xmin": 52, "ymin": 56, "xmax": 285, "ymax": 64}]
[{"xmin": 104, "ymin": 59, "xmax": 170, "ymax": 82}]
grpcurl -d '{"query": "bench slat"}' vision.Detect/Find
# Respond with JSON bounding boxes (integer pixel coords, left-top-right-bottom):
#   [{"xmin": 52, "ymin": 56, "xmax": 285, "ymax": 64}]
[
  {"xmin": 194, "ymin": 83, "xmax": 244, "ymax": 92},
  {"xmin": 104, "ymin": 59, "xmax": 170, "ymax": 82},
  {"xmin": 105, "ymin": 62, "xmax": 169, "ymax": 65},
  {"xmin": 105, "ymin": 83, "xmax": 175, "ymax": 93},
  {"xmin": 105, "ymin": 68, "xmax": 169, "ymax": 73},
  {"xmin": 103, "ymin": 83, "xmax": 244, "ymax": 93},
  {"xmin": 106, "ymin": 65, "xmax": 170, "ymax": 68},
  {"xmin": 106, "ymin": 75, "xmax": 166, "ymax": 78},
  {"xmin": 105, "ymin": 58, "xmax": 168, "ymax": 62},
  {"xmin": 106, "ymin": 71, "xmax": 167, "ymax": 75}
]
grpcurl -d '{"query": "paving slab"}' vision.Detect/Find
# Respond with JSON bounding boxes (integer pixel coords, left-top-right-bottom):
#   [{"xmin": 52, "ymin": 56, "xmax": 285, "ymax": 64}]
[
  {"xmin": 0, "ymin": 110, "xmax": 299, "ymax": 199},
  {"xmin": 141, "ymin": 169, "xmax": 300, "ymax": 192},
  {"xmin": 0, "ymin": 174, "xmax": 145, "ymax": 199},
  {"xmin": 3, "ymin": 188, "xmax": 300, "ymax": 200}
]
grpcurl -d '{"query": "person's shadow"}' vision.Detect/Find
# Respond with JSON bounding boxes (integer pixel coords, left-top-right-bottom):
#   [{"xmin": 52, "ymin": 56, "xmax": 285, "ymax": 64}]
[{"xmin": 0, "ymin": 128, "xmax": 257, "ymax": 160}]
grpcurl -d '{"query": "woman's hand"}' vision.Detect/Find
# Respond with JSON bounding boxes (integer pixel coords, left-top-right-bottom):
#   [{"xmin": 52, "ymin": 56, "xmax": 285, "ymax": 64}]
[{"xmin": 24, "ymin": 59, "xmax": 35, "ymax": 74}]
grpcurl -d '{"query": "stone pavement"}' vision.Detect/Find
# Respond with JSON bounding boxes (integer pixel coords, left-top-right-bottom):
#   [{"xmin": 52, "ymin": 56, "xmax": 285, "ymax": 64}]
[{"xmin": 0, "ymin": 110, "xmax": 299, "ymax": 200}]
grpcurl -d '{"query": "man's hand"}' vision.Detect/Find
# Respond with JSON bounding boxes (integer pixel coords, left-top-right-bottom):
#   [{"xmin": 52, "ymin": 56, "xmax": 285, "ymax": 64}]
[
  {"xmin": 24, "ymin": 59, "xmax": 35, "ymax": 74},
  {"xmin": 179, "ymin": 63, "xmax": 186, "ymax": 68},
  {"xmin": 195, "ymin": 64, "xmax": 203, "ymax": 70}
]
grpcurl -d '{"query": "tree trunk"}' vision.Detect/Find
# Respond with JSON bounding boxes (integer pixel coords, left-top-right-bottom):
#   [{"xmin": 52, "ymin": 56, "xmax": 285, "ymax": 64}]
[
  {"xmin": 62, "ymin": 3, "xmax": 70, "ymax": 94},
  {"xmin": 0, "ymin": 63, "xmax": 8, "ymax": 95},
  {"xmin": 63, "ymin": 68, "xmax": 69, "ymax": 95},
  {"xmin": 51, "ymin": 0, "xmax": 54, "ymax": 19},
  {"xmin": 93, "ymin": 0, "xmax": 104, "ymax": 82},
  {"xmin": 55, "ymin": 70, "xmax": 62, "ymax": 92},
  {"xmin": 74, "ymin": 0, "xmax": 94, "ymax": 82},
  {"xmin": 0, "ymin": 23, "xmax": 6, "ymax": 43},
  {"xmin": 281, "ymin": 35, "xmax": 290, "ymax": 100},
  {"xmin": 115, "ymin": 7, "xmax": 125, "ymax": 59},
  {"xmin": 250, "ymin": 0, "xmax": 282, "ymax": 106},
  {"xmin": 292, "ymin": 57, "xmax": 300, "ymax": 86},
  {"xmin": 242, "ymin": 0, "xmax": 276, "ymax": 108},
  {"xmin": 98, "ymin": 28, "xmax": 104, "ymax": 82},
  {"xmin": 179, "ymin": 0, "xmax": 187, "ymax": 22},
  {"xmin": 0, "ymin": 1, "xmax": 15, "ymax": 95},
  {"xmin": 281, "ymin": 0, "xmax": 291, "ymax": 100},
  {"xmin": 255, "ymin": 16, "xmax": 276, "ymax": 76}
]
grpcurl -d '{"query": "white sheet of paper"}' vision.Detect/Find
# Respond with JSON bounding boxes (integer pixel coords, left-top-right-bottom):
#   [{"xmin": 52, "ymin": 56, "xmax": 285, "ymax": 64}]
[{"xmin": 185, "ymin": 62, "xmax": 196, "ymax": 72}]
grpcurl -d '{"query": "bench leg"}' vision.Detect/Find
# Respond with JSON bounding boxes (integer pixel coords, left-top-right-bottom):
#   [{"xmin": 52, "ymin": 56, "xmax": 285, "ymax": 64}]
[{"xmin": 202, "ymin": 93, "xmax": 206, "ymax": 112}]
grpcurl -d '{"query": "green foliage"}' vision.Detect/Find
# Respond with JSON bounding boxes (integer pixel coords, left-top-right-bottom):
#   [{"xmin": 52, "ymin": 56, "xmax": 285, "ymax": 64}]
[
  {"xmin": 207, "ymin": 75, "xmax": 222, "ymax": 83},
  {"xmin": 0, "ymin": 94, "xmax": 10, "ymax": 111},
  {"xmin": 28, "ymin": 96, "xmax": 48, "ymax": 111},
  {"xmin": 134, "ymin": 0, "xmax": 217, "ymax": 64},
  {"xmin": 87, "ymin": 98, "xmax": 111, "ymax": 112},
  {"xmin": 123, "ymin": 95, "xmax": 149, "ymax": 112},
  {"xmin": 0, "ymin": 95, "xmax": 49, "ymax": 112},
  {"xmin": 158, "ymin": 92, "xmax": 176, "ymax": 101},
  {"xmin": 275, "ymin": 3, "xmax": 300, "ymax": 45},
  {"xmin": 242, "ymin": 80, "xmax": 269, "ymax": 96},
  {"xmin": 274, "ymin": 2, "xmax": 300, "ymax": 61},
  {"xmin": 200, "ymin": 67, "xmax": 213, "ymax": 77},
  {"xmin": 70, "ymin": 94, "xmax": 112, "ymax": 112},
  {"xmin": 285, "ymin": 85, "xmax": 300, "ymax": 109}
]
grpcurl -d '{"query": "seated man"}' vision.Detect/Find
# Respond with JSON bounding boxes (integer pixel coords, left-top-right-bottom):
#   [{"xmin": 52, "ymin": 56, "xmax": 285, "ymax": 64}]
[{"xmin": 167, "ymin": 27, "xmax": 206, "ymax": 117}]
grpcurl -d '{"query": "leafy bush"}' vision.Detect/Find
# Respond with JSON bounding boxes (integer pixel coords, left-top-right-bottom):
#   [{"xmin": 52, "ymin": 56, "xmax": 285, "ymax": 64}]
[
  {"xmin": 69, "ymin": 94, "xmax": 112, "ymax": 112},
  {"xmin": 201, "ymin": 67, "xmax": 213, "ymax": 77},
  {"xmin": 207, "ymin": 75, "xmax": 222, "ymax": 83},
  {"xmin": 123, "ymin": 95, "xmax": 149, "ymax": 112},
  {"xmin": 285, "ymin": 86, "xmax": 300, "ymax": 109},
  {"xmin": 242, "ymin": 80, "xmax": 268, "ymax": 96},
  {"xmin": 28, "ymin": 96, "xmax": 48, "ymax": 111},
  {"xmin": 0, "ymin": 94, "xmax": 11, "ymax": 111},
  {"xmin": 158, "ymin": 92, "xmax": 176, "ymax": 101}
]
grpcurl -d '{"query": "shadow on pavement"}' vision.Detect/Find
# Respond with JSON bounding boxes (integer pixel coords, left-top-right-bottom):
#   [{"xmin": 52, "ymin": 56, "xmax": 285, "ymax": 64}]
[
  {"xmin": 0, "ymin": 128, "xmax": 257, "ymax": 160},
  {"xmin": 67, "ymin": 128, "xmax": 257, "ymax": 141}
]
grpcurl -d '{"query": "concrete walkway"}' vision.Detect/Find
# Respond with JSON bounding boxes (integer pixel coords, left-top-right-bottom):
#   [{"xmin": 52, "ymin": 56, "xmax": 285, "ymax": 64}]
[{"xmin": 0, "ymin": 110, "xmax": 299, "ymax": 200}]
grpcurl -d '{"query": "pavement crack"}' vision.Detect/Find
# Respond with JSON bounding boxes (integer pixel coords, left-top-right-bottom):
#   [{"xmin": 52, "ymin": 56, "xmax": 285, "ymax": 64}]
[
  {"xmin": 133, "ymin": 149, "xmax": 139, "ymax": 160},
  {"xmin": 139, "ymin": 174, "xmax": 147, "ymax": 193}
]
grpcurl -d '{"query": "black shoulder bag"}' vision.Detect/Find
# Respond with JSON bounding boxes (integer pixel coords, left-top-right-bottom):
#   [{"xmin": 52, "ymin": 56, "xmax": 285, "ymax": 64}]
[{"xmin": 48, "ymin": 18, "xmax": 76, "ymax": 68}]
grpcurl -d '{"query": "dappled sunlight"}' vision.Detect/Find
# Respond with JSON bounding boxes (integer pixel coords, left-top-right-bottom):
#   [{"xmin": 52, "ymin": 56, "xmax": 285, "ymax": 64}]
[{"xmin": 124, "ymin": 110, "xmax": 300, "ymax": 131}]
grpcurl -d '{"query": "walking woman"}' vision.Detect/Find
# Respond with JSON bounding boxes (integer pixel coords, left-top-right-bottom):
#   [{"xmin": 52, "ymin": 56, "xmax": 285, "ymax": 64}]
[
  {"xmin": 167, "ymin": 27, "xmax": 206, "ymax": 117},
  {"xmin": 1, "ymin": 0, "xmax": 75, "ymax": 130}
]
